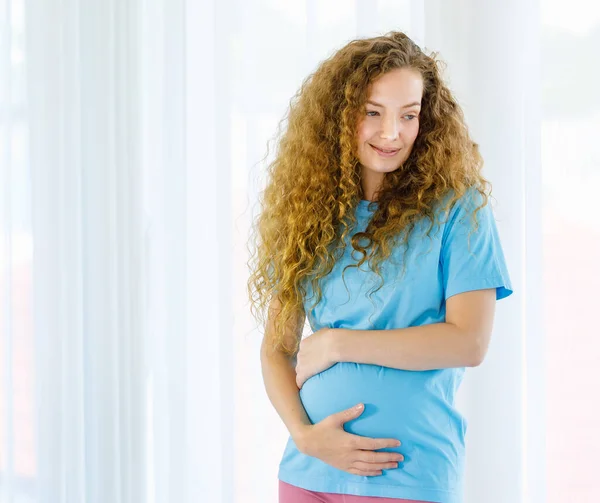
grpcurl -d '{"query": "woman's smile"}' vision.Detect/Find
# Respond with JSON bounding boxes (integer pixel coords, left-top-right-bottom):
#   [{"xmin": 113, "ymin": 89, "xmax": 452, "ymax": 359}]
[{"xmin": 370, "ymin": 144, "xmax": 401, "ymax": 157}]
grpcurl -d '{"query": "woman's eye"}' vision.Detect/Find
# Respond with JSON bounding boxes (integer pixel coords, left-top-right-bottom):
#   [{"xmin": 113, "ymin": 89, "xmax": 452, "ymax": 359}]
[{"xmin": 366, "ymin": 111, "xmax": 418, "ymax": 120}]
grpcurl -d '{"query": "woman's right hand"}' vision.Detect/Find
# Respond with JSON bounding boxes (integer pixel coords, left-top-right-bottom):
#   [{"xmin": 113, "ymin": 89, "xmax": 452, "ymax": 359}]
[{"xmin": 293, "ymin": 403, "xmax": 405, "ymax": 476}]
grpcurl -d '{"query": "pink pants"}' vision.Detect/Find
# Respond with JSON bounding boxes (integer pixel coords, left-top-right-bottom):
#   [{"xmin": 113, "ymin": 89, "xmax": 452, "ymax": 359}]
[{"xmin": 279, "ymin": 480, "xmax": 435, "ymax": 503}]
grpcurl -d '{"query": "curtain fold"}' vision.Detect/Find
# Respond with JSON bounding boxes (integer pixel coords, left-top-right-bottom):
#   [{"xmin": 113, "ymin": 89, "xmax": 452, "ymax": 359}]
[{"xmin": 25, "ymin": 0, "xmax": 145, "ymax": 501}]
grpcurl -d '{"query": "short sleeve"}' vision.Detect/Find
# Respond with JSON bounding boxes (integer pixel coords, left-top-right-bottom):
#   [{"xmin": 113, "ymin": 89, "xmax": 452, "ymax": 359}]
[{"xmin": 440, "ymin": 188, "xmax": 513, "ymax": 301}]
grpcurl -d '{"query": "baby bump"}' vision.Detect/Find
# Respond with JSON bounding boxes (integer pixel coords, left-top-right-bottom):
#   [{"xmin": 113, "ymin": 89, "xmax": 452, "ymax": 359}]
[
  {"xmin": 298, "ymin": 362, "xmax": 447, "ymax": 439},
  {"xmin": 297, "ymin": 362, "xmax": 464, "ymax": 489}
]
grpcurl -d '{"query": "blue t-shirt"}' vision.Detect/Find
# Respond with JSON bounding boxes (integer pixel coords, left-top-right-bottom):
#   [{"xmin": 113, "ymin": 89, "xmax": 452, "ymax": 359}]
[{"xmin": 277, "ymin": 188, "xmax": 513, "ymax": 503}]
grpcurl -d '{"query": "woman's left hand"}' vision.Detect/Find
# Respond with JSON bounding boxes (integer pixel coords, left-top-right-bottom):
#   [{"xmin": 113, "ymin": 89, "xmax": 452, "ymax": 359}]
[{"xmin": 295, "ymin": 328, "xmax": 339, "ymax": 389}]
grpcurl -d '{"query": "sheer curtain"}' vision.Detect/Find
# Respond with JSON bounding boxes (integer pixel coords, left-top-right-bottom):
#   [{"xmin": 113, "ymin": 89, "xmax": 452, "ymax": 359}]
[{"xmin": 2, "ymin": 0, "xmax": 597, "ymax": 502}]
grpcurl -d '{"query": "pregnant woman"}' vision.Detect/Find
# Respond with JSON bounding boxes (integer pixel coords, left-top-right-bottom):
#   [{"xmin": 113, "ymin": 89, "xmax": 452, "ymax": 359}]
[{"xmin": 247, "ymin": 31, "xmax": 513, "ymax": 503}]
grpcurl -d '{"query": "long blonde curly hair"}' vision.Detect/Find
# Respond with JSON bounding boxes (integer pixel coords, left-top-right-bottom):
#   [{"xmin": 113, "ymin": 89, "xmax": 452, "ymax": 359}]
[{"xmin": 247, "ymin": 31, "xmax": 490, "ymax": 357}]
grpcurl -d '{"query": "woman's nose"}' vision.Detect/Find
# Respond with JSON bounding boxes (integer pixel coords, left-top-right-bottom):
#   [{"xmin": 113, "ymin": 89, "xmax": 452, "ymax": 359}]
[{"xmin": 380, "ymin": 117, "xmax": 400, "ymax": 140}]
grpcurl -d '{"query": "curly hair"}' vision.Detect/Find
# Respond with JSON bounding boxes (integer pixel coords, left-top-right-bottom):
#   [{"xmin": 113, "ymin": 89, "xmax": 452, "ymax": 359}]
[{"xmin": 246, "ymin": 30, "xmax": 491, "ymax": 357}]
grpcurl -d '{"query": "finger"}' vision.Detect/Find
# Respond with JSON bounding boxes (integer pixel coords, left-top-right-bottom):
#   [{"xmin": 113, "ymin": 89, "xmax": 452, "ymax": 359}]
[
  {"xmin": 329, "ymin": 403, "xmax": 365, "ymax": 426},
  {"xmin": 355, "ymin": 450, "xmax": 405, "ymax": 464},
  {"xmin": 347, "ymin": 468, "xmax": 382, "ymax": 477},
  {"xmin": 354, "ymin": 436, "xmax": 401, "ymax": 450},
  {"xmin": 352, "ymin": 460, "xmax": 399, "ymax": 472}
]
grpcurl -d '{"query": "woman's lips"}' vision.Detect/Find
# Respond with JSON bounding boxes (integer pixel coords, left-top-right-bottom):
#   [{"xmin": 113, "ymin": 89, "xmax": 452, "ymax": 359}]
[{"xmin": 370, "ymin": 144, "xmax": 400, "ymax": 157}]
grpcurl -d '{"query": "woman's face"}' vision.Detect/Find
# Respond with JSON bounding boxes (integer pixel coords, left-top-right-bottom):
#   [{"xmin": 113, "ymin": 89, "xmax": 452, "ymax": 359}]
[{"xmin": 355, "ymin": 67, "xmax": 423, "ymax": 199}]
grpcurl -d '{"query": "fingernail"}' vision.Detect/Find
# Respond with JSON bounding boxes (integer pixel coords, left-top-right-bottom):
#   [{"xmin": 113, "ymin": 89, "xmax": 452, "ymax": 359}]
[{"xmin": 356, "ymin": 404, "xmax": 363, "ymax": 410}]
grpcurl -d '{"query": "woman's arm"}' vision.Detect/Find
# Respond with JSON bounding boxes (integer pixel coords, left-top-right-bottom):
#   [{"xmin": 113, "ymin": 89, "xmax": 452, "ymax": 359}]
[
  {"xmin": 260, "ymin": 298, "xmax": 312, "ymax": 442},
  {"xmin": 261, "ymin": 349, "xmax": 313, "ymax": 441},
  {"xmin": 332, "ymin": 289, "xmax": 497, "ymax": 371}
]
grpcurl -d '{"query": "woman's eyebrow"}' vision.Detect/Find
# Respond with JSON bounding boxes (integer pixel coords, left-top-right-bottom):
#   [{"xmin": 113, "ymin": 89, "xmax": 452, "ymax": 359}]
[{"xmin": 366, "ymin": 99, "xmax": 421, "ymax": 109}]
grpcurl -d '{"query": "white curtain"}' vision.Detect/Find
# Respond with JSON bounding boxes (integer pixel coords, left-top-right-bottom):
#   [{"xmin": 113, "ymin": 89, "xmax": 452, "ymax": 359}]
[{"xmin": 1, "ymin": 0, "xmax": 598, "ymax": 502}]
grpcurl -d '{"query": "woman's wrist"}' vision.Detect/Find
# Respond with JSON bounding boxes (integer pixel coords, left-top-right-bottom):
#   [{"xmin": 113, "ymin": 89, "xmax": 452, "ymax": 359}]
[
  {"xmin": 291, "ymin": 423, "xmax": 313, "ymax": 452},
  {"xmin": 328, "ymin": 328, "xmax": 348, "ymax": 363}
]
